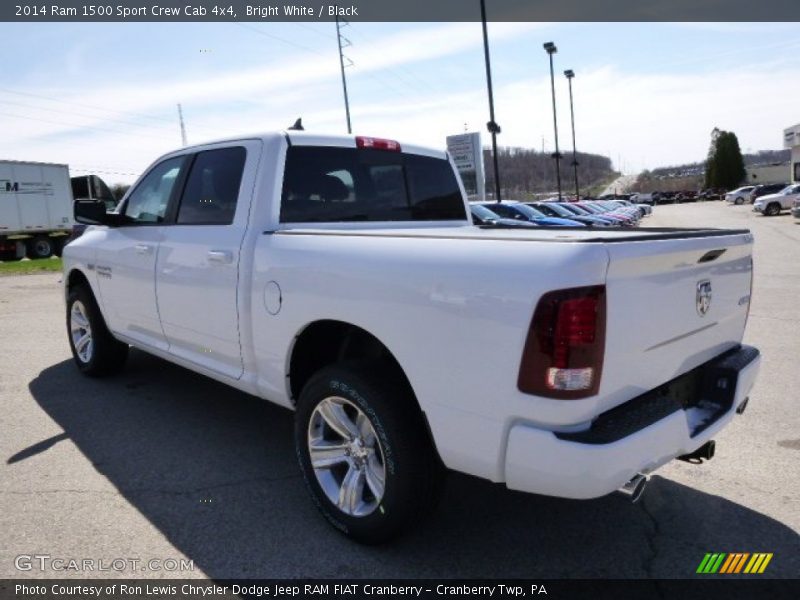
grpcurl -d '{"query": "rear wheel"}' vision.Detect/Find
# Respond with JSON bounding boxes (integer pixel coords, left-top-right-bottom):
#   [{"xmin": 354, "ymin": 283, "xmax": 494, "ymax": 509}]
[
  {"xmin": 295, "ymin": 362, "xmax": 443, "ymax": 544},
  {"xmin": 67, "ymin": 285, "xmax": 128, "ymax": 376},
  {"xmin": 26, "ymin": 236, "xmax": 53, "ymax": 259},
  {"xmin": 765, "ymin": 203, "xmax": 781, "ymax": 216}
]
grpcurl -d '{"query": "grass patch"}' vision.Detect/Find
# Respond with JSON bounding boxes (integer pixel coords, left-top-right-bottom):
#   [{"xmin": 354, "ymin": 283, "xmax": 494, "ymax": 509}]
[{"xmin": 0, "ymin": 257, "xmax": 63, "ymax": 276}]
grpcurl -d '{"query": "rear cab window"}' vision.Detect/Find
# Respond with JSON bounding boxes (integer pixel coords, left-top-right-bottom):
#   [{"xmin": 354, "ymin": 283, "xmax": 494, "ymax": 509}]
[{"xmin": 279, "ymin": 146, "xmax": 466, "ymax": 223}]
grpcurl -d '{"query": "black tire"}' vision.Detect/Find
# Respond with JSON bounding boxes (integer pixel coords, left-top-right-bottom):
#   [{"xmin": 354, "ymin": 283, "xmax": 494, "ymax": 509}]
[
  {"xmin": 26, "ymin": 236, "xmax": 53, "ymax": 259},
  {"xmin": 52, "ymin": 238, "xmax": 64, "ymax": 258},
  {"xmin": 66, "ymin": 284, "xmax": 129, "ymax": 377},
  {"xmin": 765, "ymin": 203, "xmax": 781, "ymax": 217},
  {"xmin": 734, "ymin": 197, "xmax": 744, "ymax": 205},
  {"xmin": 295, "ymin": 362, "xmax": 444, "ymax": 544}
]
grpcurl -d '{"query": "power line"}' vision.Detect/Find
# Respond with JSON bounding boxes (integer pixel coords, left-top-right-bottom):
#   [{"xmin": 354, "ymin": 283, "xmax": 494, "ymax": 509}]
[
  {"xmin": 0, "ymin": 98, "xmax": 176, "ymax": 134},
  {"xmin": 345, "ymin": 27, "xmax": 446, "ymax": 95},
  {"xmin": 70, "ymin": 167, "xmax": 142, "ymax": 177},
  {"xmin": 0, "ymin": 110, "xmax": 176, "ymax": 142},
  {"xmin": 0, "ymin": 86, "xmax": 175, "ymax": 124},
  {"xmin": 234, "ymin": 22, "xmax": 329, "ymax": 56},
  {"xmin": 292, "ymin": 22, "xmax": 336, "ymax": 40}
]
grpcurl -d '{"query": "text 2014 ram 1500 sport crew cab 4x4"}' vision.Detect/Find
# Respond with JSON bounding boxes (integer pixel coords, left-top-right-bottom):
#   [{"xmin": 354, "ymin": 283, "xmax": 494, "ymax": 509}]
[{"xmin": 64, "ymin": 131, "xmax": 761, "ymax": 543}]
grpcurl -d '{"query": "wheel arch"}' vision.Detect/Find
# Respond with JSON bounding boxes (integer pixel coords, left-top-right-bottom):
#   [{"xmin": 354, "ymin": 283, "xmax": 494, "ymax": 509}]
[
  {"xmin": 286, "ymin": 318, "xmax": 443, "ymax": 466},
  {"xmin": 65, "ymin": 268, "xmax": 105, "ymax": 322},
  {"xmin": 287, "ymin": 320, "xmax": 415, "ymax": 404}
]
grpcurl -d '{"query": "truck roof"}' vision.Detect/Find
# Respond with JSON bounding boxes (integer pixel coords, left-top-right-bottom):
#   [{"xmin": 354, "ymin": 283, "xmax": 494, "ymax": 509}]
[{"xmin": 177, "ymin": 131, "xmax": 448, "ymax": 160}]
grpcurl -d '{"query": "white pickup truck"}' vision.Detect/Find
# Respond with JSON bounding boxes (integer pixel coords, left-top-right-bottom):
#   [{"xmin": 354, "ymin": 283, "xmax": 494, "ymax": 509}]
[{"xmin": 64, "ymin": 131, "xmax": 761, "ymax": 543}]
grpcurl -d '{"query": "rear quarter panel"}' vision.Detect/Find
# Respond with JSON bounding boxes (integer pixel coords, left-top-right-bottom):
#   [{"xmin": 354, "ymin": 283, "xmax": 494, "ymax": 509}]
[{"xmin": 249, "ymin": 232, "xmax": 610, "ymax": 481}]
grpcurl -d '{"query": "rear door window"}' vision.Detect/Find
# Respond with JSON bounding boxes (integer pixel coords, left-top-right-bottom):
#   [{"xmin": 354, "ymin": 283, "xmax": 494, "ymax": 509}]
[
  {"xmin": 176, "ymin": 147, "xmax": 246, "ymax": 225},
  {"xmin": 280, "ymin": 146, "xmax": 465, "ymax": 223}
]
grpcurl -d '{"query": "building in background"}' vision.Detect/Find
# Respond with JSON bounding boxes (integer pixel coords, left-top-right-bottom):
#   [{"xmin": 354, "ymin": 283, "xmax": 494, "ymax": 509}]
[
  {"xmin": 747, "ymin": 163, "xmax": 790, "ymax": 185},
  {"xmin": 783, "ymin": 123, "xmax": 800, "ymax": 182}
]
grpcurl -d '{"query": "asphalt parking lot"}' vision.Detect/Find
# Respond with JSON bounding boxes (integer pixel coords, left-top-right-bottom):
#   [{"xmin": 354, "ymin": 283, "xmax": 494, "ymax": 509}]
[{"xmin": 1, "ymin": 202, "xmax": 798, "ymax": 580}]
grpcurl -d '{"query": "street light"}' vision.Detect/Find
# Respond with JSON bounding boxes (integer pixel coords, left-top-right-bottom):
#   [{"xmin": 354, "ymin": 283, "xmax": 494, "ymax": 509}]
[
  {"xmin": 480, "ymin": 0, "xmax": 502, "ymax": 203},
  {"xmin": 564, "ymin": 69, "xmax": 579, "ymax": 199},
  {"xmin": 543, "ymin": 42, "xmax": 562, "ymax": 200}
]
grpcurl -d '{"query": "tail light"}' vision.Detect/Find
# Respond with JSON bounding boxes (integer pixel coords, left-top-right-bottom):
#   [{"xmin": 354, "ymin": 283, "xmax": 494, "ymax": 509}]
[
  {"xmin": 518, "ymin": 285, "xmax": 606, "ymax": 399},
  {"xmin": 356, "ymin": 136, "xmax": 401, "ymax": 152}
]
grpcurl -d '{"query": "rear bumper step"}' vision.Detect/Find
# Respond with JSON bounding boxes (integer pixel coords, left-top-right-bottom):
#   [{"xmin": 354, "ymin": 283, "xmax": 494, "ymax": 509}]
[
  {"xmin": 554, "ymin": 345, "xmax": 760, "ymax": 445},
  {"xmin": 504, "ymin": 345, "xmax": 760, "ymax": 499}
]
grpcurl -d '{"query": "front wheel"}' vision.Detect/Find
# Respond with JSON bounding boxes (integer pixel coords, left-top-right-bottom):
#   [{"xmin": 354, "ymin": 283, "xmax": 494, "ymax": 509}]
[
  {"xmin": 734, "ymin": 197, "xmax": 744, "ymax": 205},
  {"xmin": 295, "ymin": 363, "xmax": 443, "ymax": 544},
  {"xmin": 67, "ymin": 285, "xmax": 129, "ymax": 376},
  {"xmin": 765, "ymin": 203, "xmax": 781, "ymax": 216}
]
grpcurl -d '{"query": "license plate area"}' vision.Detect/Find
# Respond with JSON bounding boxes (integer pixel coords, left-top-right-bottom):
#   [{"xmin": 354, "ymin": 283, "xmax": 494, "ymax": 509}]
[{"xmin": 555, "ymin": 345, "xmax": 758, "ymax": 444}]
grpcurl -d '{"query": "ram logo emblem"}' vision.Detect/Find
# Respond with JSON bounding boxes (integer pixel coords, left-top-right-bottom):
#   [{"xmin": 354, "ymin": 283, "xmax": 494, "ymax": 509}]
[{"xmin": 697, "ymin": 280, "xmax": 712, "ymax": 316}]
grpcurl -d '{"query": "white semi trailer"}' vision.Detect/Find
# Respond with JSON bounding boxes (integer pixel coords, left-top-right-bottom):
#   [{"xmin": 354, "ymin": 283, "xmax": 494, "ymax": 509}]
[{"xmin": 0, "ymin": 160, "xmax": 74, "ymax": 260}]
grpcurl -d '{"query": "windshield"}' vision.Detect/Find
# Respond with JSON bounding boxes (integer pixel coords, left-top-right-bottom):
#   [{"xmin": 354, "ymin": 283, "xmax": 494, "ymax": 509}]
[
  {"xmin": 280, "ymin": 146, "xmax": 466, "ymax": 223},
  {"xmin": 511, "ymin": 203, "xmax": 545, "ymax": 219},
  {"xmin": 539, "ymin": 203, "xmax": 572, "ymax": 217},
  {"xmin": 470, "ymin": 204, "xmax": 498, "ymax": 220},
  {"xmin": 561, "ymin": 203, "xmax": 590, "ymax": 215}
]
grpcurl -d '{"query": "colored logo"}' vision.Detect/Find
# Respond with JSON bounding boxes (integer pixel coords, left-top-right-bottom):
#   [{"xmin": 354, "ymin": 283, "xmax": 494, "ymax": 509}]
[{"xmin": 696, "ymin": 553, "xmax": 773, "ymax": 574}]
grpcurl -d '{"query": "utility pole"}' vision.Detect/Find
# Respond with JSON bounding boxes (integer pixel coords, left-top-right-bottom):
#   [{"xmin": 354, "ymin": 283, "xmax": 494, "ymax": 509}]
[
  {"xmin": 564, "ymin": 69, "xmax": 579, "ymax": 199},
  {"xmin": 335, "ymin": 13, "xmax": 353, "ymax": 134},
  {"xmin": 177, "ymin": 103, "xmax": 187, "ymax": 147},
  {"xmin": 543, "ymin": 42, "xmax": 562, "ymax": 200},
  {"xmin": 480, "ymin": 0, "xmax": 502, "ymax": 203}
]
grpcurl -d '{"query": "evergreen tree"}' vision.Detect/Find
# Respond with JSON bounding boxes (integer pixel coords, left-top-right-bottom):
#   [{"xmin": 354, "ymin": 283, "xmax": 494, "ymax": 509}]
[{"xmin": 704, "ymin": 128, "xmax": 746, "ymax": 189}]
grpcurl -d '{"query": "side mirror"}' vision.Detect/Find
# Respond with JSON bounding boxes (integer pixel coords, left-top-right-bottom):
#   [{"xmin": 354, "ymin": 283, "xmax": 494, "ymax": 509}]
[{"xmin": 74, "ymin": 200, "xmax": 123, "ymax": 226}]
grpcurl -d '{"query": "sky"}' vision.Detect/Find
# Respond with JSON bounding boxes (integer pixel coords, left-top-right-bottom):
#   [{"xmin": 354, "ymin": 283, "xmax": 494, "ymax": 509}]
[{"xmin": 1, "ymin": 21, "xmax": 799, "ymax": 184}]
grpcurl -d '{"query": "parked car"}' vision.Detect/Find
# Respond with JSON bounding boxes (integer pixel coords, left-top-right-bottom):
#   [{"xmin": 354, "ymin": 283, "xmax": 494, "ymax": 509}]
[
  {"xmin": 725, "ymin": 186, "xmax": 756, "ymax": 205},
  {"xmin": 749, "ymin": 183, "xmax": 788, "ymax": 204},
  {"xmin": 793, "ymin": 198, "xmax": 800, "ymax": 220},
  {"xmin": 630, "ymin": 192, "xmax": 656, "ymax": 205},
  {"xmin": 608, "ymin": 199, "xmax": 652, "ymax": 217},
  {"xmin": 557, "ymin": 202, "xmax": 619, "ymax": 226},
  {"xmin": 469, "ymin": 204, "xmax": 539, "ymax": 228},
  {"xmin": 597, "ymin": 200, "xmax": 643, "ymax": 221},
  {"xmin": 475, "ymin": 201, "xmax": 586, "ymax": 227},
  {"xmin": 753, "ymin": 184, "xmax": 800, "ymax": 216},
  {"xmin": 580, "ymin": 201, "xmax": 638, "ymax": 227},
  {"xmin": 529, "ymin": 202, "xmax": 612, "ymax": 227},
  {"xmin": 65, "ymin": 130, "xmax": 761, "ymax": 543},
  {"xmin": 698, "ymin": 188, "xmax": 725, "ymax": 201}
]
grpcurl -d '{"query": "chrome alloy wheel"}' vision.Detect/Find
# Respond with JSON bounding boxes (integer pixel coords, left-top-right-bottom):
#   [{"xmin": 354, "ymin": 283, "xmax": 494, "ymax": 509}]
[
  {"xmin": 307, "ymin": 396, "xmax": 386, "ymax": 517},
  {"xmin": 70, "ymin": 300, "xmax": 93, "ymax": 363}
]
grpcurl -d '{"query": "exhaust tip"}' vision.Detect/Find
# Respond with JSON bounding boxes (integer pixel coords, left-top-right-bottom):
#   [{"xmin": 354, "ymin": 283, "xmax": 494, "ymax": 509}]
[{"xmin": 618, "ymin": 474, "xmax": 647, "ymax": 503}]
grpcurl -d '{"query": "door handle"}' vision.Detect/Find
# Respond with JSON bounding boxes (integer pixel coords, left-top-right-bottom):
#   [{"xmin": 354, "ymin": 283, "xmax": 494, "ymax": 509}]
[
  {"xmin": 207, "ymin": 250, "xmax": 233, "ymax": 264},
  {"xmin": 134, "ymin": 244, "xmax": 152, "ymax": 255}
]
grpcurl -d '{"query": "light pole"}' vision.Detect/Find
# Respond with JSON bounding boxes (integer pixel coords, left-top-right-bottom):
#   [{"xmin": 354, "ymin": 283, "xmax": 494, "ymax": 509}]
[
  {"xmin": 480, "ymin": 0, "xmax": 502, "ymax": 203},
  {"xmin": 564, "ymin": 69, "xmax": 579, "ymax": 199},
  {"xmin": 543, "ymin": 42, "xmax": 562, "ymax": 200}
]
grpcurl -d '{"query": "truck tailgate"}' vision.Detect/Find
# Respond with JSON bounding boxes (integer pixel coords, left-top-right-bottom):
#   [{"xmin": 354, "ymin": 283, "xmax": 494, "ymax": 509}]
[{"xmin": 599, "ymin": 231, "xmax": 753, "ymax": 413}]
